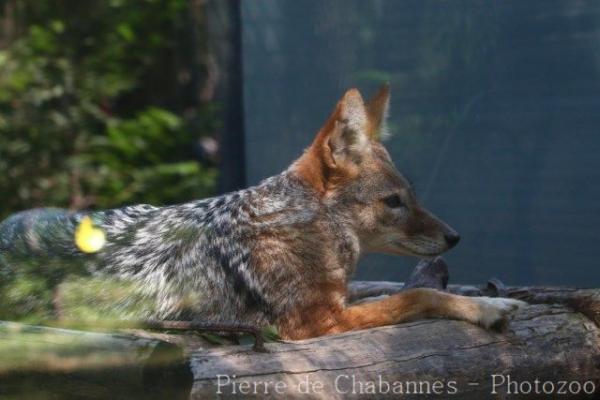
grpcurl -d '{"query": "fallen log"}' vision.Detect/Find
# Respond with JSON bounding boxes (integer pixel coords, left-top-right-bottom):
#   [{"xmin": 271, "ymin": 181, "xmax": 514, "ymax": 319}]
[
  {"xmin": 188, "ymin": 298, "xmax": 600, "ymax": 399},
  {"xmin": 2, "ymin": 280, "xmax": 600, "ymax": 399}
]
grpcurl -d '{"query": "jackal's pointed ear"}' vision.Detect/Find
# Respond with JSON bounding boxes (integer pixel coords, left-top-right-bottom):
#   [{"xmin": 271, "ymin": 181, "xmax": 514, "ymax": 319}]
[
  {"xmin": 293, "ymin": 89, "xmax": 371, "ymax": 193},
  {"xmin": 321, "ymin": 88, "xmax": 370, "ymax": 170},
  {"xmin": 366, "ymin": 84, "xmax": 390, "ymax": 140}
]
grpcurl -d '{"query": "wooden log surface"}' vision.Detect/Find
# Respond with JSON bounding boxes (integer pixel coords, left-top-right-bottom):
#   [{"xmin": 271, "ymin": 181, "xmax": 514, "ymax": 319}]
[
  {"xmin": 189, "ymin": 282, "xmax": 600, "ymax": 399},
  {"xmin": 2, "ymin": 281, "xmax": 600, "ymax": 399}
]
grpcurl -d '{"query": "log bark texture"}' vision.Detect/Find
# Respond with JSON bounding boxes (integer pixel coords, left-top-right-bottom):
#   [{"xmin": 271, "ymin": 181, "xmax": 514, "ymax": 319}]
[
  {"xmin": 190, "ymin": 282, "xmax": 600, "ymax": 399},
  {"xmin": 2, "ymin": 282, "xmax": 600, "ymax": 399}
]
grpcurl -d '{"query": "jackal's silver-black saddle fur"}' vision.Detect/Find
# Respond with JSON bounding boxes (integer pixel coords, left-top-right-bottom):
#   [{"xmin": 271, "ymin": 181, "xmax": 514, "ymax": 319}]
[{"xmin": 0, "ymin": 171, "xmax": 343, "ymax": 326}]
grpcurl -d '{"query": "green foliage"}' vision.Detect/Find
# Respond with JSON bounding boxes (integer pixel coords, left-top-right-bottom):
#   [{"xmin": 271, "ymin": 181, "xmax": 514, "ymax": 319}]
[
  {"xmin": 0, "ymin": 0, "xmax": 217, "ymax": 220},
  {"xmin": 58, "ymin": 276, "xmax": 156, "ymax": 322},
  {"xmin": 0, "ymin": 273, "xmax": 53, "ymax": 323}
]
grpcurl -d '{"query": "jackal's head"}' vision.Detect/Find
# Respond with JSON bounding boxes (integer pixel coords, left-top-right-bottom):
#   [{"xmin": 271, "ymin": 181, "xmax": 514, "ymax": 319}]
[{"xmin": 293, "ymin": 86, "xmax": 459, "ymax": 257}]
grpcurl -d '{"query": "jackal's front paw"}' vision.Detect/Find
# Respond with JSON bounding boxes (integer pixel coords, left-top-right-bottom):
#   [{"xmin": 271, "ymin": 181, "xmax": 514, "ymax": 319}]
[{"xmin": 474, "ymin": 297, "xmax": 527, "ymax": 331}]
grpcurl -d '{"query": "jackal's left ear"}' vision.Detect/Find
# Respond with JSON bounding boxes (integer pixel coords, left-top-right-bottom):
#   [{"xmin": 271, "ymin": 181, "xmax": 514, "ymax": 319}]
[
  {"xmin": 366, "ymin": 84, "xmax": 390, "ymax": 140},
  {"xmin": 323, "ymin": 88, "xmax": 370, "ymax": 170},
  {"xmin": 293, "ymin": 88, "xmax": 371, "ymax": 193}
]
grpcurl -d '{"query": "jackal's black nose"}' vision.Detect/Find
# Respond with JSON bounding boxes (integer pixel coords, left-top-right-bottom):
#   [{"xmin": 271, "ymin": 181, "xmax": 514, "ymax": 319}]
[{"xmin": 444, "ymin": 233, "xmax": 461, "ymax": 248}]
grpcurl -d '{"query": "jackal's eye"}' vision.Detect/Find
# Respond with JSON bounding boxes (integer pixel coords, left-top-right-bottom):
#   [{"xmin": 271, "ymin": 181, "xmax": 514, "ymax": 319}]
[{"xmin": 383, "ymin": 194, "xmax": 404, "ymax": 208}]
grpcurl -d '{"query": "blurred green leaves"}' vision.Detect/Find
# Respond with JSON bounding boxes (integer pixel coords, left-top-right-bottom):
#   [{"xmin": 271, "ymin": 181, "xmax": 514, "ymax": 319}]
[{"xmin": 0, "ymin": 0, "xmax": 216, "ymax": 220}]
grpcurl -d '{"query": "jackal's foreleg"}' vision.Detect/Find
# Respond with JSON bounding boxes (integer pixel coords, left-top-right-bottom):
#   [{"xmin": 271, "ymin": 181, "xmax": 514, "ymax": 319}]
[{"xmin": 280, "ymin": 288, "xmax": 525, "ymax": 340}]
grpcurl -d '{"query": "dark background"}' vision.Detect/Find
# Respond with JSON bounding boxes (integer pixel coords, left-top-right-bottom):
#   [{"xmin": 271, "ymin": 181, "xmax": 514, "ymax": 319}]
[{"xmin": 241, "ymin": 0, "xmax": 600, "ymax": 286}]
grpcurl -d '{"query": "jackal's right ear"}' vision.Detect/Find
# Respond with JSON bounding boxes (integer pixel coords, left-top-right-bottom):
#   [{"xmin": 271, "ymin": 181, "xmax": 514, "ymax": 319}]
[{"xmin": 366, "ymin": 84, "xmax": 390, "ymax": 140}]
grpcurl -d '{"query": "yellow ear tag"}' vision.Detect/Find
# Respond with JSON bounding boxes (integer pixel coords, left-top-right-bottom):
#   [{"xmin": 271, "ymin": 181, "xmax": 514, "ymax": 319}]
[{"xmin": 75, "ymin": 216, "xmax": 106, "ymax": 253}]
